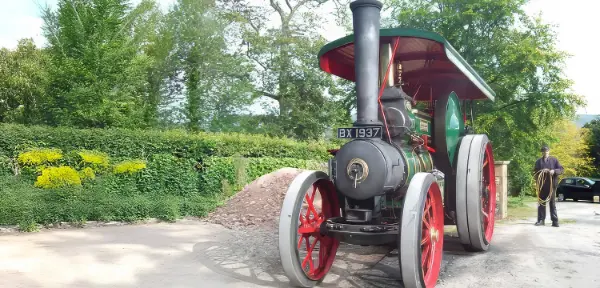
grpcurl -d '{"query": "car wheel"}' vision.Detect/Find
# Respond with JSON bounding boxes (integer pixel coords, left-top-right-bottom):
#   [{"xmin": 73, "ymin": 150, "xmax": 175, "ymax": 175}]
[
  {"xmin": 557, "ymin": 193, "xmax": 565, "ymax": 202},
  {"xmin": 573, "ymin": 198, "xmax": 579, "ymax": 202}
]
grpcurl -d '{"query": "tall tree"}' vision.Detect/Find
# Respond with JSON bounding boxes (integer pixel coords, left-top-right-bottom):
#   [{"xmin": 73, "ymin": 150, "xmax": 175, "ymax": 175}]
[
  {"xmin": 166, "ymin": 0, "xmax": 255, "ymax": 131},
  {"xmin": 128, "ymin": 0, "xmax": 174, "ymax": 127},
  {"xmin": 385, "ymin": 0, "xmax": 585, "ymax": 195},
  {"xmin": 40, "ymin": 0, "xmax": 157, "ymax": 128},
  {"xmin": 0, "ymin": 39, "xmax": 50, "ymax": 124},
  {"xmin": 219, "ymin": 0, "xmax": 351, "ymax": 140}
]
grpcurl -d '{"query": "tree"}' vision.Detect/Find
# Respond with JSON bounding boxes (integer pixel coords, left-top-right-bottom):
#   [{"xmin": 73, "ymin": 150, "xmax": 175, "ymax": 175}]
[
  {"xmin": 548, "ymin": 119, "xmax": 594, "ymax": 178},
  {"xmin": 218, "ymin": 0, "xmax": 351, "ymax": 140},
  {"xmin": 385, "ymin": 0, "xmax": 585, "ymax": 196},
  {"xmin": 0, "ymin": 39, "xmax": 50, "ymax": 125},
  {"xmin": 165, "ymin": 0, "xmax": 255, "ymax": 132},
  {"xmin": 128, "ymin": 0, "xmax": 175, "ymax": 127},
  {"xmin": 583, "ymin": 117, "xmax": 600, "ymax": 176},
  {"xmin": 40, "ymin": 0, "xmax": 157, "ymax": 128}
]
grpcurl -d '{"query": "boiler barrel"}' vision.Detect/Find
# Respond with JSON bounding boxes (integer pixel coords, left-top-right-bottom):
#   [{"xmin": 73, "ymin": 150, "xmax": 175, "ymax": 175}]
[{"xmin": 400, "ymin": 147, "xmax": 434, "ymax": 186}]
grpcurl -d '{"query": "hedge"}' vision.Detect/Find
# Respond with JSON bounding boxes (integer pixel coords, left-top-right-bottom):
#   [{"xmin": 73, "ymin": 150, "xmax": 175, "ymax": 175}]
[
  {"xmin": 0, "ymin": 123, "xmax": 336, "ymax": 161},
  {"xmin": 0, "ymin": 124, "xmax": 335, "ymax": 229},
  {"xmin": 0, "ymin": 154, "xmax": 326, "ymax": 227}
]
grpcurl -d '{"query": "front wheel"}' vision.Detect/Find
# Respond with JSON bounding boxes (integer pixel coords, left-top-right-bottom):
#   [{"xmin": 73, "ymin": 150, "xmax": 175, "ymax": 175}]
[
  {"xmin": 399, "ymin": 173, "xmax": 445, "ymax": 288},
  {"xmin": 557, "ymin": 193, "xmax": 565, "ymax": 202},
  {"xmin": 278, "ymin": 170, "xmax": 340, "ymax": 287}
]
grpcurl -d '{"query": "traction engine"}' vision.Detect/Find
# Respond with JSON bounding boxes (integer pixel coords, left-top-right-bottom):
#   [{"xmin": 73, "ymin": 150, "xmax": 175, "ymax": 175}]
[{"xmin": 278, "ymin": 1, "xmax": 498, "ymax": 287}]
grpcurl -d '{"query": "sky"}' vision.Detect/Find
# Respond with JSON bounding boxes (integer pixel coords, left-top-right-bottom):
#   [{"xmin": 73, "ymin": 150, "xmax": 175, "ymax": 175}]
[{"xmin": 0, "ymin": 0, "xmax": 596, "ymax": 115}]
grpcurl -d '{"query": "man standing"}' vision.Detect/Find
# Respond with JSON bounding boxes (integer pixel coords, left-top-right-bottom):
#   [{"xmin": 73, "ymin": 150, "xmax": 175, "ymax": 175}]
[{"xmin": 534, "ymin": 145, "xmax": 564, "ymax": 227}]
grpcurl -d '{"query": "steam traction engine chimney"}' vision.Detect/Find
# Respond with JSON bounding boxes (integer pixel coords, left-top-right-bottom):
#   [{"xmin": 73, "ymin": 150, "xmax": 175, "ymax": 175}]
[{"xmin": 350, "ymin": 0, "xmax": 384, "ymax": 127}]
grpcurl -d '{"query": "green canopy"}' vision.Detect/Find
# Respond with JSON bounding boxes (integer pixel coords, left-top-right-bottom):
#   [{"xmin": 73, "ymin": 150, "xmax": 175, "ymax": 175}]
[{"xmin": 318, "ymin": 28, "xmax": 495, "ymax": 102}]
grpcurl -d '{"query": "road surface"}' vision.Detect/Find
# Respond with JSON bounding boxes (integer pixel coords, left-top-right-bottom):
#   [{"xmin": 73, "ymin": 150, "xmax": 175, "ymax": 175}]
[{"xmin": 1, "ymin": 201, "xmax": 599, "ymax": 288}]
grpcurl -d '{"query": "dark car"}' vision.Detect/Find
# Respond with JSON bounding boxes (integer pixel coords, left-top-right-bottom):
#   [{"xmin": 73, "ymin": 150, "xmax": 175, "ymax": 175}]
[{"xmin": 556, "ymin": 177, "xmax": 600, "ymax": 202}]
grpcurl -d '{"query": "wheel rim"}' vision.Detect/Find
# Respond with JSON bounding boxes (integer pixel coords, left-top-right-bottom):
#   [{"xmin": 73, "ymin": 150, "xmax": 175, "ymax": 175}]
[
  {"xmin": 295, "ymin": 178, "xmax": 339, "ymax": 281},
  {"xmin": 481, "ymin": 142, "xmax": 496, "ymax": 243},
  {"xmin": 421, "ymin": 179, "xmax": 444, "ymax": 287}
]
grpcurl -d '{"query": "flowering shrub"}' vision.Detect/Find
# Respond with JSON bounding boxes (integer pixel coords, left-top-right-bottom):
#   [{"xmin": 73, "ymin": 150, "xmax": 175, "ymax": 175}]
[
  {"xmin": 78, "ymin": 167, "xmax": 96, "ymax": 181},
  {"xmin": 34, "ymin": 166, "xmax": 82, "ymax": 189},
  {"xmin": 113, "ymin": 159, "xmax": 147, "ymax": 174},
  {"xmin": 77, "ymin": 150, "xmax": 110, "ymax": 169},
  {"xmin": 17, "ymin": 148, "xmax": 63, "ymax": 166}
]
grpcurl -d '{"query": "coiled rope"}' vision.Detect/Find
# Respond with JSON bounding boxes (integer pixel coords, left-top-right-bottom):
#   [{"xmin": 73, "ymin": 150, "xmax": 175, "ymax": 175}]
[{"xmin": 534, "ymin": 169, "xmax": 556, "ymax": 206}]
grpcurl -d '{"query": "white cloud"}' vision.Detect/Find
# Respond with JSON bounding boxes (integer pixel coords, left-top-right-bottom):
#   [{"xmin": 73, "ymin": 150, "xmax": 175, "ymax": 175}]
[
  {"xmin": 0, "ymin": 15, "xmax": 44, "ymax": 49},
  {"xmin": 524, "ymin": 0, "xmax": 598, "ymax": 114}
]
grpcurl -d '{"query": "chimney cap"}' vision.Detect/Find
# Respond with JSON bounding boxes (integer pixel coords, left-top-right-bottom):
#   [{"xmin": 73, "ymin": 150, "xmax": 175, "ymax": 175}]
[{"xmin": 350, "ymin": 0, "xmax": 383, "ymax": 11}]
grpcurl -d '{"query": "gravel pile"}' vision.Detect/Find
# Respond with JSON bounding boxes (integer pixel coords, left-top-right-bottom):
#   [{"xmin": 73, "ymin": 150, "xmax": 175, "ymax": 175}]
[{"xmin": 207, "ymin": 167, "xmax": 304, "ymax": 230}]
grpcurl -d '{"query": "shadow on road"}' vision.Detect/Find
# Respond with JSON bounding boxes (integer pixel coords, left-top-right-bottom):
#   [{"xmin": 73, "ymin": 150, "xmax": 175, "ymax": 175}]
[
  {"xmin": 193, "ymin": 228, "xmax": 474, "ymax": 288},
  {"xmin": 193, "ymin": 227, "xmax": 394, "ymax": 288}
]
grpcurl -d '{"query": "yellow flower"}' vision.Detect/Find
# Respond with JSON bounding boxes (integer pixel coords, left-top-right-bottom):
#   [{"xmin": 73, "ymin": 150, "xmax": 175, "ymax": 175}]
[
  {"xmin": 77, "ymin": 150, "xmax": 110, "ymax": 168},
  {"xmin": 17, "ymin": 148, "xmax": 63, "ymax": 166},
  {"xmin": 113, "ymin": 159, "xmax": 147, "ymax": 174},
  {"xmin": 79, "ymin": 167, "xmax": 96, "ymax": 180},
  {"xmin": 34, "ymin": 166, "xmax": 82, "ymax": 189}
]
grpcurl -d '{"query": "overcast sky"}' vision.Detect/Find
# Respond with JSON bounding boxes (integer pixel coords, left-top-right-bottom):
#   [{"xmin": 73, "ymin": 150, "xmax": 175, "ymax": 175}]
[{"xmin": 0, "ymin": 0, "xmax": 595, "ymax": 115}]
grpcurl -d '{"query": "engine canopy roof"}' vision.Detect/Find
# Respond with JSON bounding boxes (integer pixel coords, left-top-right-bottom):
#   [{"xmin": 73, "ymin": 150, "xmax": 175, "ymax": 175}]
[{"xmin": 318, "ymin": 28, "xmax": 496, "ymax": 102}]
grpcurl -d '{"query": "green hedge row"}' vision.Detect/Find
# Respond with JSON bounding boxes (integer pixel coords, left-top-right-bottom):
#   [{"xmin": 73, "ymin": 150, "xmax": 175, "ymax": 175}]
[
  {"xmin": 0, "ymin": 123, "xmax": 336, "ymax": 161},
  {"xmin": 0, "ymin": 153, "xmax": 326, "ymax": 227},
  {"xmin": 0, "ymin": 124, "xmax": 334, "ymax": 229}
]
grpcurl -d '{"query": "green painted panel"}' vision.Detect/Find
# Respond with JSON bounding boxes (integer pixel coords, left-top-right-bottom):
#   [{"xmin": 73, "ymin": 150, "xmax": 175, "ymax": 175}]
[
  {"xmin": 445, "ymin": 92, "xmax": 464, "ymax": 166},
  {"xmin": 415, "ymin": 116, "xmax": 432, "ymax": 136}
]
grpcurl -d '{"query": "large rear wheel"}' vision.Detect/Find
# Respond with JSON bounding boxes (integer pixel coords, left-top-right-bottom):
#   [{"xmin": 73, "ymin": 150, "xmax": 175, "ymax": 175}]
[
  {"xmin": 456, "ymin": 134, "xmax": 496, "ymax": 252},
  {"xmin": 400, "ymin": 173, "xmax": 445, "ymax": 288},
  {"xmin": 279, "ymin": 170, "xmax": 341, "ymax": 287}
]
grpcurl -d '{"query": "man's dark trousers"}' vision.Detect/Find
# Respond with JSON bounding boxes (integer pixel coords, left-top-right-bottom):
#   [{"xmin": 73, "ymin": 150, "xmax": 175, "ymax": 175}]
[{"xmin": 538, "ymin": 182, "xmax": 558, "ymax": 223}]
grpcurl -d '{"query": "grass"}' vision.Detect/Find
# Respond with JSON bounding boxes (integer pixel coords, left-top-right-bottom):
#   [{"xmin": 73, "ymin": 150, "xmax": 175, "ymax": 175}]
[
  {"xmin": 500, "ymin": 196, "xmax": 577, "ymax": 224},
  {"xmin": 0, "ymin": 174, "xmax": 224, "ymax": 232},
  {"xmin": 496, "ymin": 195, "xmax": 538, "ymax": 223}
]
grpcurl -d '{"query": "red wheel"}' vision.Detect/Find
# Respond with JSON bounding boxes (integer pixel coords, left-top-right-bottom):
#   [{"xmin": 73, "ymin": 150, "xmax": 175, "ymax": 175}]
[
  {"xmin": 456, "ymin": 134, "xmax": 497, "ymax": 252},
  {"xmin": 279, "ymin": 171, "xmax": 340, "ymax": 287},
  {"xmin": 400, "ymin": 173, "xmax": 444, "ymax": 288},
  {"xmin": 482, "ymin": 142, "xmax": 496, "ymax": 243}
]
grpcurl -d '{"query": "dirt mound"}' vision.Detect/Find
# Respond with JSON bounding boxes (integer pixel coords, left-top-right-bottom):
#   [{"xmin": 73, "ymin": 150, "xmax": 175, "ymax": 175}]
[{"xmin": 207, "ymin": 167, "xmax": 305, "ymax": 229}]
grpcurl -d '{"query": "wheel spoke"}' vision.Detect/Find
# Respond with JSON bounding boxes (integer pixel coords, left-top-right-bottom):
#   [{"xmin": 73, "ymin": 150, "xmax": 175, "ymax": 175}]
[
  {"xmin": 422, "ymin": 199, "xmax": 432, "ymax": 228},
  {"xmin": 421, "ymin": 244, "xmax": 430, "ymax": 267},
  {"xmin": 423, "ymin": 214, "xmax": 431, "ymax": 229},
  {"xmin": 302, "ymin": 238, "xmax": 311, "ymax": 270},
  {"xmin": 305, "ymin": 192, "xmax": 320, "ymax": 221},
  {"xmin": 421, "ymin": 233, "xmax": 430, "ymax": 246}
]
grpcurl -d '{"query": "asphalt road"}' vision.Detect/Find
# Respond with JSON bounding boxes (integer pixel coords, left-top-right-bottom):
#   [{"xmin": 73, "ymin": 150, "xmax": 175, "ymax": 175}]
[{"xmin": 1, "ymin": 201, "xmax": 599, "ymax": 288}]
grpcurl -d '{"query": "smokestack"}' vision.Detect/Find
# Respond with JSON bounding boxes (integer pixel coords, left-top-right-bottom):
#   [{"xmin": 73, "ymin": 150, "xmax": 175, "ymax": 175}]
[{"xmin": 350, "ymin": 0, "xmax": 383, "ymax": 127}]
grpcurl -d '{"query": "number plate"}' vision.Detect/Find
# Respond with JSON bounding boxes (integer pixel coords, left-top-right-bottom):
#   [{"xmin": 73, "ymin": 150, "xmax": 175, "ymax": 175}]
[{"xmin": 337, "ymin": 126, "xmax": 383, "ymax": 139}]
